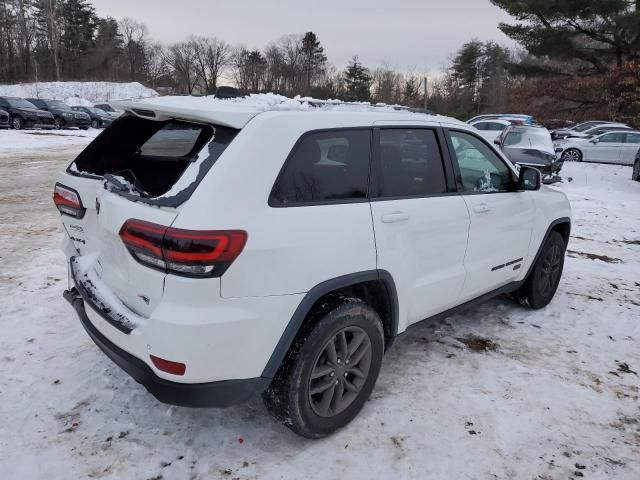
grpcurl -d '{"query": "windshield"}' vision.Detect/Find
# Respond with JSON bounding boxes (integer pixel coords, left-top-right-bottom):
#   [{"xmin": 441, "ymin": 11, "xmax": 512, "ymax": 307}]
[
  {"xmin": 7, "ymin": 98, "xmax": 37, "ymax": 109},
  {"xmin": 96, "ymin": 104, "xmax": 114, "ymax": 112},
  {"xmin": 48, "ymin": 100, "xmax": 72, "ymax": 110},
  {"xmin": 503, "ymin": 127, "xmax": 554, "ymax": 154}
]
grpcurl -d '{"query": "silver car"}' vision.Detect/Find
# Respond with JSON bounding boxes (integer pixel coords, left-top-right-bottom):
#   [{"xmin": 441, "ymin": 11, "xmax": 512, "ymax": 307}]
[{"xmin": 556, "ymin": 130, "xmax": 640, "ymax": 165}]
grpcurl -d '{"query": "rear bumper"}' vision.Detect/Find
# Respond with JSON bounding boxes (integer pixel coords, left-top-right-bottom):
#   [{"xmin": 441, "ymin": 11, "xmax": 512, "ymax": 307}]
[{"xmin": 63, "ymin": 287, "xmax": 269, "ymax": 407}]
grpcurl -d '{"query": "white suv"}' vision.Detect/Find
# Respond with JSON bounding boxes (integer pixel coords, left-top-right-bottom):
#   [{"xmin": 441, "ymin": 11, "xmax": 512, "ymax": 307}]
[{"xmin": 55, "ymin": 96, "xmax": 572, "ymax": 438}]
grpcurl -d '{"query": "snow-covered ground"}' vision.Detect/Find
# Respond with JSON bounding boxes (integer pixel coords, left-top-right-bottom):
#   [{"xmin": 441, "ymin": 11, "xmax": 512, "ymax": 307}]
[
  {"xmin": 0, "ymin": 81, "xmax": 158, "ymax": 107},
  {"xmin": 1, "ymin": 129, "xmax": 101, "ymax": 152},
  {"xmin": 0, "ymin": 140, "xmax": 639, "ymax": 479}
]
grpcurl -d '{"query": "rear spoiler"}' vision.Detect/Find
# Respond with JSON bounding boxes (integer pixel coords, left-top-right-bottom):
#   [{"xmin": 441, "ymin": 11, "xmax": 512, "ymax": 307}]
[{"xmin": 111, "ymin": 97, "xmax": 259, "ymax": 129}]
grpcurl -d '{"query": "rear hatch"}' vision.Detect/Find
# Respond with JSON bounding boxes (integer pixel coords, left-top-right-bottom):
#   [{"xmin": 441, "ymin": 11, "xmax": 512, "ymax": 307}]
[{"xmin": 56, "ymin": 113, "xmax": 239, "ymax": 319}]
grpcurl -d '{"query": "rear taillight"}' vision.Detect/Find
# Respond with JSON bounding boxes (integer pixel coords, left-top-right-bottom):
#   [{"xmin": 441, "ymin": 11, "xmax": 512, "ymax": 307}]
[
  {"xmin": 119, "ymin": 219, "xmax": 247, "ymax": 278},
  {"xmin": 54, "ymin": 183, "xmax": 86, "ymax": 218}
]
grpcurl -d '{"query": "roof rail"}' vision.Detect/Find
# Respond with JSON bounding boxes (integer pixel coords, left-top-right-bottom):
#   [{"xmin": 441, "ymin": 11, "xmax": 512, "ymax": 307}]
[{"xmin": 304, "ymin": 98, "xmax": 437, "ymax": 116}]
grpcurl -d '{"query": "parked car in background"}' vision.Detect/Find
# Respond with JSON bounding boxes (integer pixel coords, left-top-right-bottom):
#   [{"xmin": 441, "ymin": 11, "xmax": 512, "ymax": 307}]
[
  {"xmin": 551, "ymin": 120, "xmax": 628, "ymax": 140},
  {"xmin": 540, "ymin": 119, "xmax": 575, "ymax": 130},
  {"xmin": 27, "ymin": 98, "xmax": 91, "ymax": 130},
  {"xmin": 633, "ymin": 148, "xmax": 640, "ymax": 182},
  {"xmin": 470, "ymin": 119, "xmax": 512, "ymax": 143},
  {"xmin": 0, "ymin": 96, "xmax": 55, "ymax": 130},
  {"xmin": 0, "ymin": 108, "xmax": 9, "ymax": 129},
  {"xmin": 468, "ymin": 114, "xmax": 535, "ymax": 125},
  {"xmin": 555, "ymin": 130, "xmax": 640, "ymax": 165},
  {"xmin": 559, "ymin": 123, "xmax": 632, "ymax": 140},
  {"xmin": 71, "ymin": 106, "xmax": 113, "ymax": 128},
  {"xmin": 56, "ymin": 97, "xmax": 572, "ymax": 438},
  {"xmin": 94, "ymin": 103, "xmax": 121, "ymax": 118},
  {"xmin": 494, "ymin": 125, "xmax": 562, "ymax": 176}
]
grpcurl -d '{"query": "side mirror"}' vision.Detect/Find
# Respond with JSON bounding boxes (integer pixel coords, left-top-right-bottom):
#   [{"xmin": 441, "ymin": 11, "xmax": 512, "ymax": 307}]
[
  {"xmin": 518, "ymin": 166, "xmax": 542, "ymax": 191},
  {"xmin": 591, "ymin": 138, "xmax": 600, "ymax": 144},
  {"xmin": 494, "ymin": 138, "xmax": 501, "ymax": 145}
]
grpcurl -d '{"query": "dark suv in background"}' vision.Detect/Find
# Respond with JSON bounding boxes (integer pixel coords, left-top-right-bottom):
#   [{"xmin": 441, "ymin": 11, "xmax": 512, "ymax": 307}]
[
  {"xmin": 27, "ymin": 98, "xmax": 91, "ymax": 130},
  {"xmin": 0, "ymin": 96, "xmax": 55, "ymax": 130},
  {"xmin": 71, "ymin": 106, "xmax": 113, "ymax": 128},
  {"xmin": 0, "ymin": 108, "xmax": 9, "ymax": 129}
]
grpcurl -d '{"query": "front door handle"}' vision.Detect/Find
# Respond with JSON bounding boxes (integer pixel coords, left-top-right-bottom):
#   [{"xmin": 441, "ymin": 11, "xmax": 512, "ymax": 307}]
[
  {"xmin": 473, "ymin": 203, "xmax": 491, "ymax": 214},
  {"xmin": 381, "ymin": 212, "xmax": 410, "ymax": 223}
]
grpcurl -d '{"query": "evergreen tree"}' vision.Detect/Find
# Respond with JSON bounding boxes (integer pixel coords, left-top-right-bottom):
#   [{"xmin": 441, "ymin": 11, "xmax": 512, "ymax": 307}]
[
  {"xmin": 491, "ymin": 0, "xmax": 640, "ymax": 73},
  {"xmin": 300, "ymin": 31, "xmax": 326, "ymax": 96},
  {"xmin": 60, "ymin": 0, "xmax": 97, "ymax": 78},
  {"xmin": 343, "ymin": 56, "xmax": 371, "ymax": 102}
]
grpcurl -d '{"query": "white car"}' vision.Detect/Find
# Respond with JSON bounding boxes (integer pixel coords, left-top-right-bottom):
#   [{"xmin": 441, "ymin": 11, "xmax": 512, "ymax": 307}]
[
  {"xmin": 56, "ymin": 96, "xmax": 572, "ymax": 438},
  {"xmin": 470, "ymin": 119, "xmax": 512, "ymax": 143},
  {"xmin": 556, "ymin": 130, "xmax": 640, "ymax": 164},
  {"xmin": 552, "ymin": 120, "xmax": 628, "ymax": 139}
]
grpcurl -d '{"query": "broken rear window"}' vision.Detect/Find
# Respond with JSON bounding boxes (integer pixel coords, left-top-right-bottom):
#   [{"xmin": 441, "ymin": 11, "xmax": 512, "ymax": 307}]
[{"xmin": 70, "ymin": 114, "xmax": 238, "ymax": 206}]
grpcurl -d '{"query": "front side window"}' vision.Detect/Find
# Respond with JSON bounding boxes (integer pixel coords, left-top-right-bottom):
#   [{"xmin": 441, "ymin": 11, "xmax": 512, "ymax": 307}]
[
  {"xmin": 449, "ymin": 130, "xmax": 515, "ymax": 193},
  {"xmin": 376, "ymin": 128, "xmax": 447, "ymax": 198},
  {"xmin": 270, "ymin": 129, "xmax": 371, "ymax": 205}
]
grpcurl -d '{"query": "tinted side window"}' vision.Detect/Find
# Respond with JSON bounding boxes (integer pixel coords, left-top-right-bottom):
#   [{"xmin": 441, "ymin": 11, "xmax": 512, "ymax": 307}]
[
  {"xmin": 599, "ymin": 133, "xmax": 625, "ymax": 143},
  {"xmin": 270, "ymin": 129, "xmax": 371, "ymax": 205},
  {"xmin": 376, "ymin": 129, "xmax": 447, "ymax": 198},
  {"xmin": 449, "ymin": 130, "xmax": 515, "ymax": 193},
  {"xmin": 624, "ymin": 133, "xmax": 640, "ymax": 144}
]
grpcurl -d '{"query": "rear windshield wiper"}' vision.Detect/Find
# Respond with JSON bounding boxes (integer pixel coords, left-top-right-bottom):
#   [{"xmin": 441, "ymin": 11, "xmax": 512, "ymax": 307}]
[
  {"xmin": 104, "ymin": 173, "xmax": 147, "ymax": 197},
  {"xmin": 104, "ymin": 173, "xmax": 127, "ymax": 191}
]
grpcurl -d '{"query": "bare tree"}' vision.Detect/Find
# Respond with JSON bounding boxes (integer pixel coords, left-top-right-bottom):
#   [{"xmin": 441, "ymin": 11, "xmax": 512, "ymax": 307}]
[
  {"xmin": 166, "ymin": 41, "xmax": 197, "ymax": 94},
  {"xmin": 119, "ymin": 17, "xmax": 147, "ymax": 81},
  {"xmin": 190, "ymin": 36, "xmax": 231, "ymax": 94},
  {"xmin": 38, "ymin": 0, "xmax": 63, "ymax": 80},
  {"xmin": 144, "ymin": 42, "xmax": 168, "ymax": 88}
]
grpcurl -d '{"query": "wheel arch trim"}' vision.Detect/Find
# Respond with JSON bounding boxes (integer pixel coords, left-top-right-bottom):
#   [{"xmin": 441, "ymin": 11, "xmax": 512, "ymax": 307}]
[{"xmin": 261, "ymin": 270, "xmax": 399, "ymax": 379}]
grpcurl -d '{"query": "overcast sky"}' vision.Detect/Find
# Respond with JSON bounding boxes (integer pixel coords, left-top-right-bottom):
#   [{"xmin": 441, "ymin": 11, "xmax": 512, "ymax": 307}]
[{"xmin": 91, "ymin": 0, "xmax": 517, "ymax": 73}]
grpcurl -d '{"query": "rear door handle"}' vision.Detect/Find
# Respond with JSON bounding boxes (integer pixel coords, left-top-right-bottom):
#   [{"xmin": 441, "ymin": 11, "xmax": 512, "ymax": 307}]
[
  {"xmin": 381, "ymin": 212, "xmax": 410, "ymax": 223},
  {"xmin": 473, "ymin": 203, "xmax": 491, "ymax": 214}
]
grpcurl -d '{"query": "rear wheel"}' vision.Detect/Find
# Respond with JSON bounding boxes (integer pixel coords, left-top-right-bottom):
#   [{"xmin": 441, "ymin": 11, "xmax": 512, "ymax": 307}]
[
  {"xmin": 562, "ymin": 148, "xmax": 582, "ymax": 162},
  {"xmin": 12, "ymin": 116, "xmax": 23, "ymax": 130},
  {"xmin": 263, "ymin": 299, "xmax": 384, "ymax": 438},
  {"xmin": 511, "ymin": 231, "xmax": 566, "ymax": 309},
  {"xmin": 633, "ymin": 160, "xmax": 640, "ymax": 182}
]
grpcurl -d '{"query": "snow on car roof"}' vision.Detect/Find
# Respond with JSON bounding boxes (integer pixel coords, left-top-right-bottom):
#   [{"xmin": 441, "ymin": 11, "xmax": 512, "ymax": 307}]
[{"xmin": 112, "ymin": 93, "xmax": 450, "ymax": 129}]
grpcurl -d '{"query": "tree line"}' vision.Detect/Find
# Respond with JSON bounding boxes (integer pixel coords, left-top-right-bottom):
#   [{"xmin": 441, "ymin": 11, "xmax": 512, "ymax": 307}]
[{"xmin": 0, "ymin": 0, "xmax": 638, "ymax": 124}]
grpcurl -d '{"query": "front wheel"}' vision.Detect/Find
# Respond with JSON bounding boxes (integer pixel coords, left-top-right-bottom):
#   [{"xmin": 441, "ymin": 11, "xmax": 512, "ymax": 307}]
[
  {"xmin": 633, "ymin": 160, "xmax": 640, "ymax": 182},
  {"xmin": 54, "ymin": 117, "xmax": 62, "ymax": 129},
  {"xmin": 12, "ymin": 116, "xmax": 23, "ymax": 130},
  {"xmin": 90, "ymin": 119, "xmax": 99, "ymax": 129},
  {"xmin": 561, "ymin": 148, "xmax": 582, "ymax": 162},
  {"xmin": 263, "ymin": 299, "xmax": 384, "ymax": 438},
  {"xmin": 511, "ymin": 231, "xmax": 566, "ymax": 309}
]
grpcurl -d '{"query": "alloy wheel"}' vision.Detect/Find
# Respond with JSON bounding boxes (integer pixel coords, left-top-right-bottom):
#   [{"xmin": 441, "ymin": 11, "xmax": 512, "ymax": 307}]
[
  {"xmin": 633, "ymin": 161, "xmax": 640, "ymax": 181},
  {"xmin": 539, "ymin": 243, "xmax": 562, "ymax": 297},
  {"xmin": 562, "ymin": 149, "xmax": 581, "ymax": 162},
  {"xmin": 308, "ymin": 326, "xmax": 372, "ymax": 418}
]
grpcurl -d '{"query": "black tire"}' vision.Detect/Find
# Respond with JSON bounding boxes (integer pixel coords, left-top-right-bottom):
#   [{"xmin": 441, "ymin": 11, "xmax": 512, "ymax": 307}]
[
  {"xmin": 12, "ymin": 116, "xmax": 23, "ymax": 130},
  {"xmin": 263, "ymin": 298, "xmax": 384, "ymax": 439},
  {"xmin": 561, "ymin": 148, "xmax": 582, "ymax": 162},
  {"xmin": 90, "ymin": 119, "xmax": 99, "ymax": 129},
  {"xmin": 633, "ymin": 160, "xmax": 640, "ymax": 182},
  {"xmin": 54, "ymin": 117, "xmax": 62, "ymax": 129},
  {"xmin": 512, "ymin": 231, "xmax": 566, "ymax": 309},
  {"xmin": 80, "ymin": 126, "xmax": 89, "ymax": 130}
]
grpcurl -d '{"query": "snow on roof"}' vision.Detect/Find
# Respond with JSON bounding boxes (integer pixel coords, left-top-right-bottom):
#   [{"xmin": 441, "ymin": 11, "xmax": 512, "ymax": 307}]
[{"xmin": 112, "ymin": 93, "xmax": 445, "ymax": 129}]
